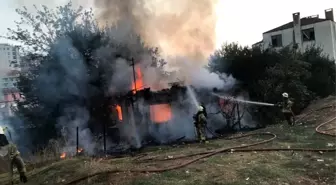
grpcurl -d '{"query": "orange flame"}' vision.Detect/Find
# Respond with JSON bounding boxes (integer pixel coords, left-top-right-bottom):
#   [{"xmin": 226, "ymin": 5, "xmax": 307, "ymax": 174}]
[
  {"xmin": 77, "ymin": 148, "xmax": 83, "ymax": 153},
  {"xmin": 131, "ymin": 65, "xmax": 144, "ymax": 94},
  {"xmin": 60, "ymin": 152, "xmax": 66, "ymax": 159},
  {"xmin": 150, "ymin": 104, "xmax": 172, "ymax": 123},
  {"xmin": 116, "ymin": 104, "xmax": 123, "ymax": 120}
]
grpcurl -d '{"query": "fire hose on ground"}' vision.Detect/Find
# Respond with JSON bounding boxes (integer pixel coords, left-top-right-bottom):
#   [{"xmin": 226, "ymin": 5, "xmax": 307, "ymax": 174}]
[{"xmin": 64, "ymin": 105, "xmax": 336, "ymax": 185}]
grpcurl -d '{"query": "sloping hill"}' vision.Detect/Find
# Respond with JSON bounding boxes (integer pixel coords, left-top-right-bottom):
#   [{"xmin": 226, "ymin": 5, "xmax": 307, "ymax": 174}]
[{"xmin": 0, "ymin": 96, "xmax": 335, "ymax": 185}]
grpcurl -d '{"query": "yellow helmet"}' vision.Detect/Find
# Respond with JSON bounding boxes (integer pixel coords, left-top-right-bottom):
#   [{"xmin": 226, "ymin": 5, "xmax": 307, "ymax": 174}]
[{"xmin": 198, "ymin": 106, "xmax": 204, "ymax": 112}]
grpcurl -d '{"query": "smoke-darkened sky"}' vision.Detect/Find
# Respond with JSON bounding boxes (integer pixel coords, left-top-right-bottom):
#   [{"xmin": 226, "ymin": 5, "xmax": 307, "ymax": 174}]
[{"xmin": 0, "ymin": 0, "xmax": 335, "ymax": 47}]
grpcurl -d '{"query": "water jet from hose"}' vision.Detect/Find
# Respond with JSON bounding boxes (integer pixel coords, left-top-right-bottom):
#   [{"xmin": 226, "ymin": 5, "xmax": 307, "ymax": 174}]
[
  {"xmin": 212, "ymin": 93, "xmax": 275, "ymax": 107},
  {"xmin": 187, "ymin": 85, "xmax": 200, "ymax": 110}
]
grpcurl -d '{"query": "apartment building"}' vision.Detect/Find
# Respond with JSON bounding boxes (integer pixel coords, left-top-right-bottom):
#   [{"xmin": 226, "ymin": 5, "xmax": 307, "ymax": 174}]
[
  {"xmin": 253, "ymin": 8, "xmax": 336, "ymax": 61},
  {"xmin": 0, "ymin": 44, "xmax": 21, "ymax": 118}
]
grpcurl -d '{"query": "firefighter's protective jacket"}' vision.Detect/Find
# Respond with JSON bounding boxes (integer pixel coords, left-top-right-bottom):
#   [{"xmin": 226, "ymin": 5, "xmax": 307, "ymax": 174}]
[
  {"xmin": 280, "ymin": 99, "xmax": 293, "ymax": 113},
  {"xmin": 196, "ymin": 112, "xmax": 207, "ymax": 125},
  {"xmin": 193, "ymin": 111, "xmax": 207, "ymax": 142},
  {"xmin": 0, "ymin": 126, "xmax": 27, "ymax": 183}
]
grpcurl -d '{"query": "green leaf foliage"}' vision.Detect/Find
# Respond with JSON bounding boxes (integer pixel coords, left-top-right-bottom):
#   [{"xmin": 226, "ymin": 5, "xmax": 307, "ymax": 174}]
[{"xmin": 209, "ymin": 43, "xmax": 335, "ymax": 124}]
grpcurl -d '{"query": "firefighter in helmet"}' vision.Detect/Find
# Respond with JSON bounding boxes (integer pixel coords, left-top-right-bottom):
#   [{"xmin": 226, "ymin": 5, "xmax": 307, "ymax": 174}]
[
  {"xmin": 0, "ymin": 126, "xmax": 28, "ymax": 184},
  {"xmin": 277, "ymin": 92, "xmax": 294, "ymax": 126},
  {"xmin": 193, "ymin": 105, "xmax": 208, "ymax": 143}
]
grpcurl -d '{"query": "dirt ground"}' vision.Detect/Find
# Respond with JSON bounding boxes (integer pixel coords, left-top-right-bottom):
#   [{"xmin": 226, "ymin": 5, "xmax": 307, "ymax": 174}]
[{"xmin": 0, "ymin": 97, "xmax": 335, "ymax": 185}]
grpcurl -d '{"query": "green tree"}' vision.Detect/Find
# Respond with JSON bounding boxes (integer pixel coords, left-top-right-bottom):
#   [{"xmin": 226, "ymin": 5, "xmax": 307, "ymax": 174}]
[
  {"xmin": 209, "ymin": 43, "xmax": 335, "ymax": 124},
  {"xmin": 298, "ymin": 46, "xmax": 336, "ymax": 98},
  {"xmin": 7, "ymin": 2, "xmax": 164, "ymax": 148}
]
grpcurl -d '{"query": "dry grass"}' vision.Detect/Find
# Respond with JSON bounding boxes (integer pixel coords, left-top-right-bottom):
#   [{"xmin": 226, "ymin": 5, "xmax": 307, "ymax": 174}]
[
  {"xmin": 0, "ymin": 97, "xmax": 335, "ymax": 185},
  {"xmin": 2, "ymin": 121, "xmax": 332, "ymax": 185},
  {"xmin": 0, "ymin": 138, "xmax": 70, "ymax": 184},
  {"xmin": 1, "ymin": 124, "xmax": 335, "ymax": 185}
]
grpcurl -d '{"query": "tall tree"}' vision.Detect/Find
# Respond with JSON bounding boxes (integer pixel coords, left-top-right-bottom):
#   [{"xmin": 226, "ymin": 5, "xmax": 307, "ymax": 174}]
[{"xmin": 7, "ymin": 2, "xmax": 165, "ymax": 148}]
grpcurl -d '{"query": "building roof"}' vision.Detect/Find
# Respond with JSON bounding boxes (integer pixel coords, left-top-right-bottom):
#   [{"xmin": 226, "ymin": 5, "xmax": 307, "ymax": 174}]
[
  {"xmin": 263, "ymin": 17, "xmax": 330, "ymax": 34},
  {"xmin": 252, "ymin": 40, "xmax": 263, "ymax": 46}
]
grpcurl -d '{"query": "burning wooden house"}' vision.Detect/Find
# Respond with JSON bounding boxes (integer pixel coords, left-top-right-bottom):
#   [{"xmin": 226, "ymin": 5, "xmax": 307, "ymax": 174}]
[
  {"xmin": 108, "ymin": 83, "xmax": 189, "ymax": 143},
  {"xmin": 103, "ymin": 64, "xmax": 244, "ymax": 147}
]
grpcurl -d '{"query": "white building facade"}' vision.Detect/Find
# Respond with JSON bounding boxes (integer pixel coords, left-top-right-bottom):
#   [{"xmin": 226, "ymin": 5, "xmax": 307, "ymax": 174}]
[
  {"xmin": 255, "ymin": 8, "xmax": 336, "ymax": 61},
  {"xmin": 0, "ymin": 44, "xmax": 21, "ymax": 118},
  {"xmin": 0, "ymin": 44, "xmax": 21, "ymax": 73}
]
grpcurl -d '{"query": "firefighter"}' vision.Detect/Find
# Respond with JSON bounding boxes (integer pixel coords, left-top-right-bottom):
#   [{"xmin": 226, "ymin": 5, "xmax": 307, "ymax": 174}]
[
  {"xmin": 277, "ymin": 92, "xmax": 294, "ymax": 126},
  {"xmin": 193, "ymin": 106, "xmax": 208, "ymax": 143},
  {"xmin": 200, "ymin": 102, "xmax": 208, "ymax": 118},
  {"xmin": 0, "ymin": 126, "xmax": 28, "ymax": 184}
]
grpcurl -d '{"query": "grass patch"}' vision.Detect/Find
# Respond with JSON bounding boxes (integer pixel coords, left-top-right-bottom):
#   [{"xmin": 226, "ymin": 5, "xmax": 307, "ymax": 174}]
[
  {"xmin": 0, "ymin": 112, "xmax": 335, "ymax": 185},
  {"xmin": 282, "ymin": 154, "xmax": 336, "ymax": 184},
  {"xmin": 239, "ymin": 164, "xmax": 291, "ymax": 179}
]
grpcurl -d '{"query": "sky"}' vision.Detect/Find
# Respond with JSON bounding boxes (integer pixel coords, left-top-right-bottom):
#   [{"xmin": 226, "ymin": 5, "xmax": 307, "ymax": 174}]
[{"xmin": 0, "ymin": 0, "xmax": 335, "ymax": 48}]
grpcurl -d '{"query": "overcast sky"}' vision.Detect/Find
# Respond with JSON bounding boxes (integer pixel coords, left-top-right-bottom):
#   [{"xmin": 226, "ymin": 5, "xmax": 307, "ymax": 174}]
[{"xmin": 0, "ymin": 0, "xmax": 335, "ymax": 47}]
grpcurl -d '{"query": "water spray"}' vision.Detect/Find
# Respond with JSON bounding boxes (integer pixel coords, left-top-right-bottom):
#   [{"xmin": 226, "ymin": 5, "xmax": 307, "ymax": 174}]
[
  {"xmin": 212, "ymin": 93, "xmax": 275, "ymax": 107},
  {"xmin": 186, "ymin": 85, "xmax": 200, "ymax": 109}
]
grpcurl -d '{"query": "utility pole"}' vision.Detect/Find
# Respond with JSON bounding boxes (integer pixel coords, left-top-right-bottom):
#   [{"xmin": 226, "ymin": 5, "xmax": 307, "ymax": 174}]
[
  {"xmin": 129, "ymin": 57, "xmax": 138, "ymax": 111},
  {"xmin": 103, "ymin": 121, "xmax": 106, "ymax": 154},
  {"xmin": 76, "ymin": 127, "xmax": 79, "ymax": 155},
  {"xmin": 130, "ymin": 58, "xmax": 137, "ymax": 94}
]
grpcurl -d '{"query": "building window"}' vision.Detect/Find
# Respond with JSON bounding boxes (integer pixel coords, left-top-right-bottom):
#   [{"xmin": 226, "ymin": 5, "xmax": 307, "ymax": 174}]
[
  {"xmin": 271, "ymin": 34, "xmax": 283, "ymax": 47},
  {"xmin": 302, "ymin": 28, "xmax": 315, "ymax": 42}
]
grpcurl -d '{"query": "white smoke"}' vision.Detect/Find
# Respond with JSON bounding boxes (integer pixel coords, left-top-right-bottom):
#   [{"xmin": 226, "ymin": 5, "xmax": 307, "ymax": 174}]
[
  {"xmin": 107, "ymin": 58, "xmax": 133, "ymax": 94},
  {"xmin": 6, "ymin": 1, "xmax": 256, "ymax": 154},
  {"xmin": 58, "ymin": 106, "xmax": 95, "ymax": 155},
  {"xmin": 91, "ymin": 13, "xmax": 239, "ymax": 148},
  {"xmin": 189, "ymin": 68, "xmax": 236, "ymax": 90}
]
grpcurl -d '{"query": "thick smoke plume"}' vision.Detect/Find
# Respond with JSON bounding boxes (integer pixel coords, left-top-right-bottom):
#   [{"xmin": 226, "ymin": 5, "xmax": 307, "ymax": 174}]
[
  {"xmin": 7, "ymin": 1, "xmax": 258, "ymax": 155},
  {"xmin": 94, "ymin": 0, "xmax": 218, "ymax": 65},
  {"xmin": 35, "ymin": 37, "xmax": 97, "ymax": 154},
  {"xmin": 93, "ymin": 0, "xmax": 231, "ymax": 92}
]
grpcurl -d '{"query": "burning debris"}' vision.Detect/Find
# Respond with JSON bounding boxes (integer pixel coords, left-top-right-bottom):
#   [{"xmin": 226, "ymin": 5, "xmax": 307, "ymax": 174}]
[
  {"xmin": 115, "ymin": 105, "xmax": 123, "ymax": 121},
  {"xmin": 77, "ymin": 148, "xmax": 83, "ymax": 153},
  {"xmin": 60, "ymin": 152, "xmax": 66, "ymax": 159},
  {"xmin": 60, "ymin": 148, "xmax": 84, "ymax": 159}
]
